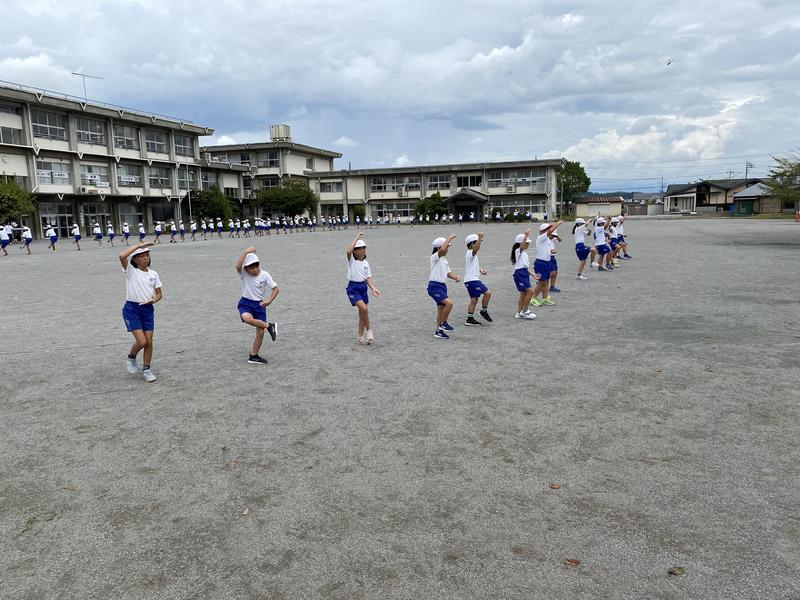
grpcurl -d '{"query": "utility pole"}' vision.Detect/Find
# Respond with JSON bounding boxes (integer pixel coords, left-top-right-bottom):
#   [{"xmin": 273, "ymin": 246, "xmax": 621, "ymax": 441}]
[
  {"xmin": 71, "ymin": 72, "xmax": 103, "ymax": 100},
  {"xmin": 745, "ymin": 161, "xmax": 754, "ymax": 182},
  {"xmin": 727, "ymin": 169, "xmax": 736, "ymax": 179}
]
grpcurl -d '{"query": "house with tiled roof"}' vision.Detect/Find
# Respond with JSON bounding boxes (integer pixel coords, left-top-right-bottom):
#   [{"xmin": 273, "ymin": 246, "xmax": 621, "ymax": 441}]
[
  {"xmin": 572, "ymin": 194, "xmax": 623, "ymax": 218},
  {"xmin": 663, "ymin": 178, "xmax": 761, "ymax": 213}
]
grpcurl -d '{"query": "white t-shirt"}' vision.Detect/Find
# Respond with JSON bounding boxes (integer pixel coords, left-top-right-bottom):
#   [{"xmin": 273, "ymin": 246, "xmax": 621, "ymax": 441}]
[
  {"xmin": 22, "ymin": 227, "xmax": 32, "ymax": 240},
  {"xmin": 138, "ymin": 224, "xmax": 145, "ymax": 234},
  {"xmin": 240, "ymin": 269, "xmax": 277, "ymax": 301},
  {"xmin": 124, "ymin": 262, "xmax": 162, "ymax": 303},
  {"xmin": 71, "ymin": 225, "xmax": 80, "ymax": 236},
  {"xmin": 547, "ymin": 236, "xmax": 556, "ymax": 255},
  {"xmin": 107, "ymin": 225, "xmax": 114, "ymax": 234},
  {"xmin": 45, "ymin": 226, "xmax": 56, "ymax": 237},
  {"xmin": 122, "ymin": 224, "xmax": 130, "ymax": 233},
  {"xmin": 574, "ymin": 225, "xmax": 589, "ymax": 245},
  {"xmin": 595, "ymin": 226, "xmax": 607, "ymax": 245},
  {"xmin": 609, "ymin": 225, "xmax": 618, "ymax": 239},
  {"xmin": 155, "ymin": 223, "xmax": 162, "ymax": 233},
  {"xmin": 514, "ymin": 247, "xmax": 530, "ymax": 270},
  {"xmin": 429, "ymin": 253, "xmax": 451, "ymax": 283},
  {"xmin": 170, "ymin": 223, "xmax": 177, "ymax": 232},
  {"xmin": 0, "ymin": 228, "xmax": 8, "ymax": 241},
  {"xmin": 618, "ymin": 223, "xmax": 625, "ymax": 236},
  {"xmin": 534, "ymin": 234, "xmax": 551, "ymax": 261},
  {"xmin": 347, "ymin": 257, "xmax": 372, "ymax": 282},
  {"xmin": 464, "ymin": 249, "xmax": 481, "ymax": 282}
]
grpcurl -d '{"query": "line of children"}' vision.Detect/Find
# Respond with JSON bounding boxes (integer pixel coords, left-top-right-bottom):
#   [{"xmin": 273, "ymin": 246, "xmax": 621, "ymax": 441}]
[{"xmin": 345, "ymin": 233, "xmax": 381, "ymax": 345}]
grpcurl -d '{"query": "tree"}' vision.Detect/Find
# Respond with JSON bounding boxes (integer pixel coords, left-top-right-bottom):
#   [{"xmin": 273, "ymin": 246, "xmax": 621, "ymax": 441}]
[
  {"xmin": 768, "ymin": 152, "xmax": 800, "ymax": 211},
  {"xmin": 257, "ymin": 179, "xmax": 318, "ymax": 216},
  {"xmin": 194, "ymin": 185, "xmax": 232, "ymax": 221},
  {"xmin": 0, "ymin": 177, "xmax": 35, "ymax": 224},
  {"xmin": 557, "ymin": 160, "xmax": 591, "ymax": 212},
  {"xmin": 413, "ymin": 192, "xmax": 447, "ymax": 218}
]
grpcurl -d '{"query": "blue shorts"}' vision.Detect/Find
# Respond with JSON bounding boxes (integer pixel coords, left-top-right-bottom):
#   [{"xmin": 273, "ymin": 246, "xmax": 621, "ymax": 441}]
[
  {"xmin": 513, "ymin": 268, "xmax": 532, "ymax": 291},
  {"xmin": 550, "ymin": 256, "xmax": 558, "ymax": 272},
  {"xmin": 427, "ymin": 281, "xmax": 449, "ymax": 305},
  {"xmin": 124, "ymin": 232, "xmax": 130, "ymax": 239},
  {"xmin": 50, "ymin": 236, "xmax": 58, "ymax": 243},
  {"xmin": 74, "ymin": 235, "xmax": 81, "ymax": 241},
  {"xmin": 180, "ymin": 229, "xmax": 185, "ymax": 234},
  {"xmin": 95, "ymin": 233, "xmax": 102, "ymax": 240},
  {"xmin": 155, "ymin": 232, "xmax": 161, "ymax": 238},
  {"xmin": 618, "ymin": 234, "xmax": 625, "ymax": 243},
  {"xmin": 575, "ymin": 243, "xmax": 591, "ymax": 261},
  {"xmin": 465, "ymin": 280, "xmax": 489, "ymax": 298},
  {"xmin": 122, "ymin": 301, "xmax": 154, "ymax": 332},
  {"xmin": 610, "ymin": 238, "xmax": 619, "ymax": 249},
  {"xmin": 597, "ymin": 244, "xmax": 611, "ymax": 255},
  {"xmin": 24, "ymin": 238, "xmax": 31, "ymax": 246},
  {"xmin": 346, "ymin": 281, "xmax": 369, "ymax": 306},
  {"xmin": 533, "ymin": 259, "xmax": 552, "ymax": 283},
  {"xmin": 139, "ymin": 233, "xmax": 145, "ymax": 240},
  {"xmin": 108, "ymin": 234, "xmax": 115, "ymax": 240},
  {"xmin": 1, "ymin": 239, "xmax": 9, "ymax": 248},
  {"xmin": 237, "ymin": 297, "xmax": 266, "ymax": 322}
]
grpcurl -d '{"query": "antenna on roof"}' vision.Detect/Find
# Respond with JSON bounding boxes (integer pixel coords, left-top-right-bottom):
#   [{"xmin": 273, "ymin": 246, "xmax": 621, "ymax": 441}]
[{"xmin": 71, "ymin": 71, "xmax": 103, "ymax": 101}]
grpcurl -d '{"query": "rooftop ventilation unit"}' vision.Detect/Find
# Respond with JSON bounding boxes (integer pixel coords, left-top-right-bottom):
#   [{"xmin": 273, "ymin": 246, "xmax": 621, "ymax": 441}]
[{"xmin": 270, "ymin": 124, "xmax": 291, "ymax": 142}]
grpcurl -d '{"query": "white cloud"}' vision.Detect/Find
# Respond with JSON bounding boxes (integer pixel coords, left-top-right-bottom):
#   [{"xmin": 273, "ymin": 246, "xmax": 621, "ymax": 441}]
[
  {"xmin": 469, "ymin": 136, "xmax": 483, "ymax": 144},
  {"xmin": 214, "ymin": 135, "xmax": 236, "ymax": 145},
  {"xmin": 333, "ymin": 136, "xmax": 359, "ymax": 147},
  {"xmin": 392, "ymin": 154, "xmax": 411, "ymax": 167}
]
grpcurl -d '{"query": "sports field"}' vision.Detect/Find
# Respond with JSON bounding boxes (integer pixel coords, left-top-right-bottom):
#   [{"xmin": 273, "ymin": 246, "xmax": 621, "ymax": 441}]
[{"xmin": 1, "ymin": 219, "xmax": 798, "ymax": 599}]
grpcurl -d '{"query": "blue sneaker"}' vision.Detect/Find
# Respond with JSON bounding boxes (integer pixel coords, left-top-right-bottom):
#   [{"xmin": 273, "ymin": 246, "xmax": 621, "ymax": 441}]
[
  {"xmin": 434, "ymin": 328, "xmax": 449, "ymax": 339},
  {"xmin": 598, "ymin": 267, "xmax": 607, "ymax": 272},
  {"xmin": 549, "ymin": 286, "xmax": 561, "ymax": 293},
  {"xmin": 440, "ymin": 321, "xmax": 454, "ymax": 331}
]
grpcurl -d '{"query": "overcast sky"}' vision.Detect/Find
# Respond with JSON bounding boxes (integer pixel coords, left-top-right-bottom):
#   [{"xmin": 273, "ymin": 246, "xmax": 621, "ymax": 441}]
[{"xmin": 1, "ymin": 0, "xmax": 798, "ymax": 190}]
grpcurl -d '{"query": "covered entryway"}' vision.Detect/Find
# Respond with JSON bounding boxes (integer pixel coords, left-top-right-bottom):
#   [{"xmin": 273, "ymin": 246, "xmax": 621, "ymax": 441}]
[{"xmin": 446, "ymin": 188, "xmax": 488, "ymax": 219}]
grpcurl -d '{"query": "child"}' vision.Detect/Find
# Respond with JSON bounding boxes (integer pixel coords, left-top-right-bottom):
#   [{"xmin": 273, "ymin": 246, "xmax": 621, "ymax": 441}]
[
  {"xmin": 169, "ymin": 220, "xmax": 177, "ymax": 243},
  {"xmin": 548, "ymin": 228, "xmax": 561, "ymax": 293},
  {"xmin": 618, "ymin": 216, "xmax": 631, "ymax": 258},
  {"xmin": 178, "ymin": 220, "xmax": 185, "ymax": 242},
  {"xmin": 428, "ymin": 235, "xmax": 460, "ymax": 339},
  {"xmin": 0, "ymin": 225, "xmax": 9, "ymax": 255},
  {"xmin": 228, "ymin": 219, "xmax": 235, "ymax": 238},
  {"xmin": 21, "ymin": 225, "xmax": 32, "ymax": 253},
  {"xmin": 594, "ymin": 217, "xmax": 613, "ymax": 271},
  {"xmin": 154, "ymin": 221, "xmax": 162, "ymax": 244},
  {"xmin": 122, "ymin": 222, "xmax": 130, "ymax": 245},
  {"xmin": 72, "ymin": 222, "xmax": 82, "ymax": 250},
  {"xmin": 138, "ymin": 222, "xmax": 146, "ymax": 242},
  {"xmin": 216, "ymin": 218, "xmax": 223, "ymax": 238},
  {"xmin": 463, "ymin": 232, "xmax": 493, "ymax": 325},
  {"xmin": 190, "ymin": 220, "xmax": 197, "ymax": 241},
  {"xmin": 93, "ymin": 222, "xmax": 103, "ymax": 247},
  {"xmin": 235, "ymin": 247, "xmax": 279, "ymax": 364},
  {"xmin": 119, "ymin": 242, "xmax": 162, "ymax": 382},
  {"xmin": 608, "ymin": 217, "xmax": 621, "ymax": 266},
  {"xmin": 107, "ymin": 222, "xmax": 116, "ymax": 247},
  {"xmin": 346, "ymin": 233, "xmax": 381, "ymax": 345},
  {"xmin": 531, "ymin": 221, "xmax": 563, "ymax": 307},
  {"xmin": 511, "ymin": 230, "xmax": 536, "ymax": 319},
  {"xmin": 45, "ymin": 223, "xmax": 58, "ymax": 252},
  {"xmin": 572, "ymin": 218, "xmax": 596, "ymax": 280}
]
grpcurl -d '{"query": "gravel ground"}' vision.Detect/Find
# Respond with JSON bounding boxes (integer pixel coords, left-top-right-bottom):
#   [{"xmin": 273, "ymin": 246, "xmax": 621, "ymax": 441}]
[{"xmin": 1, "ymin": 218, "xmax": 799, "ymax": 599}]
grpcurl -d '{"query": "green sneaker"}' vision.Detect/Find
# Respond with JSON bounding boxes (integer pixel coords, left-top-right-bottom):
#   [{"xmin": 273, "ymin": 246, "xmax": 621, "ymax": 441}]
[
  {"xmin": 529, "ymin": 297, "xmax": 542, "ymax": 307},
  {"xmin": 541, "ymin": 297, "xmax": 556, "ymax": 306}
]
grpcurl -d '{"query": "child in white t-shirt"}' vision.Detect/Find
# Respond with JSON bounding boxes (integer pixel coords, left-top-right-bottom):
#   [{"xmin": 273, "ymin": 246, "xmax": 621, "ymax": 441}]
[
  {"xmin": 463, "ymin": 232, "xmax": 493, "ymax": 325},
  {"xmin": 45, "ymin": 224, "xmax": 58, "ymax": 252},
  {"xmin": 106, "ymin": 223, "xmax": 116, "ymax": 247},
  {"xmin": 71, "ymin": 223, "xmax": 82, "ymax": 250},
  {"xmin": 21, "ymin": 225, "xmax": 33, "ymax": 254},
  {"xmin": 0, "ymin": 225, "xmax": 9, "ymax": 256},
  {"xmin": 346, "ymin": 233, "xmax": 381, "ymax": 345},
  {"xmin": 428, "ymin": 234, "xmax": 460, "ymax": 339},
  {"xmin": 119, "ymin": 242, "xmax": 162, "ymax": 382},
  {"xmin": 236, "ymin": 247, "xmax": 279, "ymax": 364}
]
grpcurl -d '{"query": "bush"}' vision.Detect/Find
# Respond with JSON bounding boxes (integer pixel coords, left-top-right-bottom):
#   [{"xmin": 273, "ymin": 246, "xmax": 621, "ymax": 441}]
[{"xmin": 0, "ymin": 177, "xmax": 35, "ymax": 224}]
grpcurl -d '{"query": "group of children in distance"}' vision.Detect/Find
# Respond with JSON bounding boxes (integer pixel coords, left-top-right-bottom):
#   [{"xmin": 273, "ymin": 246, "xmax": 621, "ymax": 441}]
[{"xmin": 118, "ymin": 215, "xmax": 631, "ymax": 381}]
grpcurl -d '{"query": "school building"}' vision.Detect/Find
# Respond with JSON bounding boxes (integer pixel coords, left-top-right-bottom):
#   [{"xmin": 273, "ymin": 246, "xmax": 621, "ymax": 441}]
[
  {"xmin": 309, "ymin": 159, "xmax": 565, "ymax": 222},
  {"xmin": 0, "ymin": 80, "xmax": 247, "ymax": 239}
]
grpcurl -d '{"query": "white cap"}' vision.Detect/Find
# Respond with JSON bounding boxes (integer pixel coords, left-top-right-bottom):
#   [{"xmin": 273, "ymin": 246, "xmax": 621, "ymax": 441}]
[
  {"xmin": 610, "ymin": 217, "xmax": 619, "ymax": 223},
  {"xmin": 514, "ymin": 233, "xmax": 528, "ymax": 244},
  {"xmin": 130, "ymin": 247, "xmax": 150, "ymax": 258},
  {"xmin": 243, "ymin": 253, "xmax": 260, "ymax": 267},
  {"xmin": 465, "ymin": 233, "xmax": 479, "ymax": 245},
  {"xmin": 539, "ymin": 223, "xmax": 550, "ymax": 232},
  {"xmin": 432, "ymin": 236, "xmax": 448, "ymax": 248},
  {"xmin": 123, "ymin": 222, "xmax": 128, "ymax": 225},
  {"xmin": 575, "ymin": 218, "xmax": 586, "ymax": 225},
  {"xmin": 596, "ymin": 217, "xmax": 606, "ymax": 224},
  {"xmin": 354, "ymin": 239, "xmax": 366, "ymax": 248}
]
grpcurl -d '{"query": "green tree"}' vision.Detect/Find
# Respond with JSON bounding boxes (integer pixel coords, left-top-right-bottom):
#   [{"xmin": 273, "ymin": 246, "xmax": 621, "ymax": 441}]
[
  {"xmin": 413, "ymin": 192, "xmax": 447, "ymax": 218},
  {"xmin": 257, "ymin": 179, "xmax": 318, "ymax": 216},
  {"xmin": 0, "ymin": 177, "xmax": 35, "ymax": 223},
  {"xmin": 768, "ymin": 152, "xmax": 800, "ymax": 211},
  {"xmin": 195, "ymin": 185, "xmax": 232, "ymax": 221},
  {"xmin": 557, "ymin": 160, "xmax": 591, "ymax": 210}
]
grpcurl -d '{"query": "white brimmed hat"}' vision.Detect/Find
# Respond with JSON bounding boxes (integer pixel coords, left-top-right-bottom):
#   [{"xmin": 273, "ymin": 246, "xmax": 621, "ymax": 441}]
[
  {"xmin": 432, "ymin": 237, "xmax": 448, "ymax": 248},
  {"xmin": 130, "ymin": 247, "xmax": 150, "ymax": 258},
  {"xmin": 575, "ymin": 218, "xmax": 586, "ymax": 224},
  {"xmin": 243, "ymin": 253, "xmax": 260, "ymax": 267},
  {"xmin": 354, "ymin": 239, "xmax": 366, "ymax": 248},
  {"xmin": 596, "ymin": 217, "xmax": 606, "ymax": 224},
  {"xmin": 539, "ymin": 223, "xmax": 550, "ymax": 232},
  {"xmin": 514, "ymin": 233, "xmax": 528, "ymax": 244},
  {"xmin": 465, "ymin": 233, "xmax": 479, "ymax": 244},
  {"xmin": 610, "ymin": 217, "xmax": 619, "ymax": 223}
]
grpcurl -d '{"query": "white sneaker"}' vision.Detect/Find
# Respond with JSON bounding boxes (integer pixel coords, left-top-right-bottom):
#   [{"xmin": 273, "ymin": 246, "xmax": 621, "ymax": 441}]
[
  {"xmin": 514, "ymin": 312, "xmax": 523, "ymax": 319},
  {"xmin": 577, "ymin": 275, "xmax": 588, "ymax": 280},
  {"xmin": 142, "ymin": 369, "xmax": 157, "ymax": 382},
  {"xmin": 366, "ymin": 330, "xmax": 375, "ymax": 345},
  {"xmin": 522, "ymin": 310, "xmax": 537, "ymax": 319},
  {"xmin": 356, "ymin": 336, "xmax": 365, "ymax": 345},
  {"xmin": 126, "ymin": 357, "xmax": 139, "ymax": 374},
  {"xmin": 591, "ymin": 261, "xmax": 599, "ymax": 268}
]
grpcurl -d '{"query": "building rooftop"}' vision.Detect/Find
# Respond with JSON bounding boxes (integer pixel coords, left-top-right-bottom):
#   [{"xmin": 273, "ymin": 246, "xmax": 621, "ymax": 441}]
[
  {"xmin": 0, "ymin": 79, "xmax": 213, "ymax": 135},
  {"xmin": 573, "ymin": 194, "xmax": 624, "ymax": 204},
  {"xmin": 733, "ymin": 182, "xmax": 772, "ymax": 198},
  {"xmin": 201, "ymin": 140, "xmax": 342, "ymax": 159},
  {"xmin": 312, "ymin": 158, "xmax": 565, "ymax": 178}
]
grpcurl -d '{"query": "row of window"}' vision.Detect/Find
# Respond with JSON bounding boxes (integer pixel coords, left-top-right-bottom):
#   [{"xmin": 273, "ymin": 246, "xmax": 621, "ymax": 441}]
[
  {"xmin": 23, "ymin": 109, "xmax": 195, "ymax": 155},
  {"xmin": 211, "ymin": 150, "xmax": 281, "ymax": 167},
  {"xmin": 35, "ymin": 159, "xmax": 220, "ymax": 189},
  {"xmin": 348, "ymin": 170, "xmax": 546, "ymax": 193}
]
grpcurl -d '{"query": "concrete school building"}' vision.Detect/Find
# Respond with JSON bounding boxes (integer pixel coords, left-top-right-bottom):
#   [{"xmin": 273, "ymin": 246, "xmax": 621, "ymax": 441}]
[
  {"xmin": 0, "ymin": 80, "xmax": 247, "ymax": 239},
  {"xmin": 309, "ymin": 159, "xmax": 565, "ymax": 222}
]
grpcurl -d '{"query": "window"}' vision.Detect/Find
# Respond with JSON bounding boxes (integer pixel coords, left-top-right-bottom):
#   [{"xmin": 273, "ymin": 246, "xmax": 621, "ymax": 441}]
[
  {"xmin": 487, "ymin": 197, "xmax": 546, "ymax": 214},
  {"xmin": 201, "ymin": 171, "xmax": 218, "ymax": 190},
  {"xmin": 210, "ymin": 153, "xmax": 227, "ymax": 162},
  {"xmin": 31, "ymin": 110, "xmax": 67, "ymax": 140},
  {"xmin": 369, "ymin": 202, "xmax": 415, "ymax": 218},
  {"xmin": 488, "ymin": 169, "xmax": 545, "ymax": 188},
  {"xmin": 427, "ymin": 174, "xmax": 451, "ymax": 190},
  {"xmin": 39, "ymin": 202, "xmax": 74, "ymax": 238},
  {"xmin": 174, "ymin": 134, "xmax": 194, "ymax": 157},
  {"xmin": 320, "ymin": 181, "xmax": 343, "ymax": 193},
  {"xmin": 0, "ymin": 102, "xmax": 21, "ymax": 115},
  {"xmin": 177, "ymin": 167, "xmax": 197, "ymax": 190},
  {"xmin": 239, "ymin": 152, "xmax": 250, "ymax": 165},
  {"xmin": 257, "ymin": 150, "xmax": 279, "ymax": 167},
  {"xmin": 305, "ymin": 157, "xmax": 314, "ymax": 170},
  {"xmin": 149, "ymin": 166, "xmax": 171, "ymax": 188},
  {"xmin": 258, "ymin": 177, "xmax": 280, "ymax": 190},
  {"xmin": 118, "ymin": 203, "xmax": 144, "ymax": 229},
  {"xmin": 114, "ymin": 125, "xmax": 140, "ymax": 150},
  {"xmin": 457, "ymin": 175, "xmax": 482, "ymax": 187},
  {"xmin": 370, "ymin": 175, "xmax": 420, "ymax": 192},
  {"xmin": 76, "ymin": 118, "xmax": 106, "ymax": 145},
  {"xmin": 145, "ymin": 130, "xmax": 168, "ymax": 153},
  {"xmin": 224, "ymin": 187, "xmax": 239, "ymax": 198},
  {"xmin": 36, "ymin": 159, "xmax": 72, "ymax": 185},
  {"xmin": 117, "ymin": 164, "xmax": 143, "ymax": 187},
  {"xmin": 782, "ymin": 200, "xmax": 796, "ymax": 211},
  {"xmin": 0, "ymin": 126, "xmax": 23, "ymax": 145},
  {"xmin": 80, "ymin": 164, "xmax": 110, "ymax": 187},
  {"xmin": 243, "ymin": 177, "xmax": 252, "ymax": 189}
]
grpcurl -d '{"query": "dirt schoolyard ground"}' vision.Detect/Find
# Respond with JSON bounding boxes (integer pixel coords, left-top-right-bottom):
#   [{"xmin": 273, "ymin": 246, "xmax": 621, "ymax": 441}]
[{"xmin": 1, "ymin": 218, "xmax": 799, "ymax": 599}]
